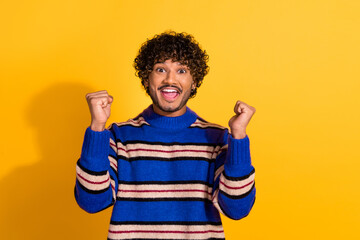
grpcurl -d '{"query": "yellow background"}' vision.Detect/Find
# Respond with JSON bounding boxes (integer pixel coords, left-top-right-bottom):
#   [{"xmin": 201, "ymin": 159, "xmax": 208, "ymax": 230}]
[{"xmin": 1, "ymin": 0, "xmax": 359, "ymax": 239}]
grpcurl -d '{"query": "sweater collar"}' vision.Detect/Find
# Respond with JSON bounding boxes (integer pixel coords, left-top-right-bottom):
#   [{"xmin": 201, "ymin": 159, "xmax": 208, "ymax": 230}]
[{"xmin": 141, "ymin": 104, "xmax": 198, "ymax": 129}]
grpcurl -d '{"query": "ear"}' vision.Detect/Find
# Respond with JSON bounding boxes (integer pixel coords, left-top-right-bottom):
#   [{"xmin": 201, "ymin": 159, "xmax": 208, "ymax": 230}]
[
  {"xmin": 144, "ymin": 79, "xmax": 149, "ymax": 88},
  {"xmin": 191, "ymin": 81, "xmax": 196, "ymax": 90}
]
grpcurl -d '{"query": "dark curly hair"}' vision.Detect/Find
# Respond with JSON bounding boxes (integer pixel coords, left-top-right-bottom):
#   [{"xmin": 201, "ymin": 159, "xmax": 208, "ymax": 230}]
[{"xmin": 134, "ymin": 31, "xmax": 209, "ymax": 98}]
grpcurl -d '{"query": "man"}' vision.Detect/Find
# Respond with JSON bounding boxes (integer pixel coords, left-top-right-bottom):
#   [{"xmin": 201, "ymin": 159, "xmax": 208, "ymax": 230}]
[{"xmin": 75, "ymin": 31, "xmax": 256, "ymax": 240}]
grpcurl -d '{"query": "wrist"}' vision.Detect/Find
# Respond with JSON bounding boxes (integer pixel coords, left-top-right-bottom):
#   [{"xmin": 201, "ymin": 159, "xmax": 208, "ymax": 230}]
[
  {"xmin": 230, "ymin": 129, "xmax": 247, "ymax": 139},
  {"xmin": 90, "ymin": 122, "xmax": 106, "ymax": 132}
]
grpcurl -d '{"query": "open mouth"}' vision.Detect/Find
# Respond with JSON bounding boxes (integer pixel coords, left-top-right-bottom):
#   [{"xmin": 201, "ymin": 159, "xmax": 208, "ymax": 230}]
[{"xmin": 160, "ymin": 87, "xmax": 181, "ymax": 101}]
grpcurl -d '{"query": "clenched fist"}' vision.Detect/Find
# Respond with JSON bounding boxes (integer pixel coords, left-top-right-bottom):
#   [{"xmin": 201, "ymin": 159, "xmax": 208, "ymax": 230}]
[
  {"xmin": 228, "ymin": 100, "xmax": 256, "ymax": 139},
  {"xmin": 86, "ymin": 90, "xmax": 113, "ymax": 131}
]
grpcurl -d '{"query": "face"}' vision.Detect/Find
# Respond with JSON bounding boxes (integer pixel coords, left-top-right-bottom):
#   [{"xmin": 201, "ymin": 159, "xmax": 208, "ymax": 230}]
[{"xmin": 145, "ymin": 59, "xmax": 195, "ymax": 117}]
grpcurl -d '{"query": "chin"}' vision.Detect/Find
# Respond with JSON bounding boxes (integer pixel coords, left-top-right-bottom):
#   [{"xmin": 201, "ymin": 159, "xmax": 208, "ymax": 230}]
[
  {"xmin": 149, "ymin": 90, "xmax": 190, "ymax": 115},
  {"xmin": 158, "ymin": 103, "xmax": 182, "ymax": 113}
]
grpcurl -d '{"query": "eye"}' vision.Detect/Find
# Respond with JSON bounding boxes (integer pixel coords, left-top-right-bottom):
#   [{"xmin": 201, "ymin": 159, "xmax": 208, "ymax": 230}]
[
  {"xmin": 156, "ymin": 67, "xmax": 166, "ymax": 73},
  {"xmin": 178, "ymin": 69, "xmax": 186, "ymax": 74}
]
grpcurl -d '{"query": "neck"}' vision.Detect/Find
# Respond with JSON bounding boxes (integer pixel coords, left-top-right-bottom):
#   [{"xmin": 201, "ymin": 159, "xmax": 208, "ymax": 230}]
[
  {"xmin": 152, "ymin": 104, "xmax": 187, "ymax": 117},
  {"xmin": 141, "ymin": 104, "xmax": 198, "ymax": 129}
]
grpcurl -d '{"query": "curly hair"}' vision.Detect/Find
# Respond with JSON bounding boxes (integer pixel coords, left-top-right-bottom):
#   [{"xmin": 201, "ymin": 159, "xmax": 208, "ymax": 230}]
[{"xmin": 133, "ymin": 31, "xmax": 209, "ymax": 98}]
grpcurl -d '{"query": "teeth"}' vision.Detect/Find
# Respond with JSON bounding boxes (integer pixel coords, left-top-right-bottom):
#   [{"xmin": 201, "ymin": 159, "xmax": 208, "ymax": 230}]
[{"xmin": 162, "ymin": 89, "xmax": 177, "ymax": 93}]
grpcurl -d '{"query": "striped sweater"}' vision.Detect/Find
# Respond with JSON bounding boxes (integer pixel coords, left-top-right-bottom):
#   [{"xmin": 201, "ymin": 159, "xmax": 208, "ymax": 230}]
[{"xmin": 75, "ymin": 105, "xmax": 256, "ymax": 240}]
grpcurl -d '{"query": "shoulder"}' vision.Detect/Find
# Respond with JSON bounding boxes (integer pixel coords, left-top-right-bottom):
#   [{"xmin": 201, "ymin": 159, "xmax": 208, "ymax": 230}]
[
  {"xmin": 189, "ymin": 116, "xmax": 229, "ymax": 145},
  {"xmin": 107, "ymin": 115, "xmax": 150, "ymax": 130},
  {"xmin": 190, "ymin": 117, "xmax": 227, "ymax": 130}
]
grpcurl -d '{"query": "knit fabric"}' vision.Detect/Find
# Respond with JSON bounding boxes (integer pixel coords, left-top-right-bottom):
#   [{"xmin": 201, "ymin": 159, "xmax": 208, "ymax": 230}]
[{"xmin": 75, "ymin": 105, "xmax": 256, "ymax": 240}]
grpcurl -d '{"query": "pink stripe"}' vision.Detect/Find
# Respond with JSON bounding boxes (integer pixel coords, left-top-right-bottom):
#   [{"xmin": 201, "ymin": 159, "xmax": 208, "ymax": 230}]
[
  {"xmin": 116, "ymin": 119, "xmax": 147, "ymax": 127},
  {"xmin": 110, "ymin": 165, "xmax": 118, "ymax": 172},
  {"xmin": 192, "ymin": 122, "xmax": 218, "ymax": 127},
  {"xmin": 212, "ymin": 194, "xmax": 216, "ymax": 201},
  {"xmin": 118, "ymin": 147, "xmax": 213, "ymax": 154},
  {"xmin": 110, "ymin": 142, "xmax": 116, "ymax": 147},
  {"xmin": 129, "ymin": 119, "xmax": 147, "ymax": 124},
  {"xmin": 220, "ymin": 179, "xmax": 254, "ymax": 190},
  {"xmin": 130, "ymin": 119, "xmax": 142, "ymax": 123},
  {"xmin": 118, "ymin": 189, "xmax": 211, "ymax": 194},
  {"xmin": 110, "ymin": 160, "xmax": 118, "ymax": 169},
  {"xmin": 110, "ymin": 162, "xmax": 118, "ymax": 169},
  {"xmin": 193, "ymin": 122, "xmax": 207, "ymax": 126},
  {"xmin": 109, "ymin": 230, "xmax": 223, "ymax": 234},
  {"xmin": 77, "ymin": 173, "xmax": 110, "ymax": 185}
]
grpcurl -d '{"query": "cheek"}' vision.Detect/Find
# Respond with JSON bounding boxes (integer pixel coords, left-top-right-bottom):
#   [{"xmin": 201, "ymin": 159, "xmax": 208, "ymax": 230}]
[
  {"xmin": 148, "ymin": 75, "xmax": 162, "ymax": 88},
  {"xmin": 184, "ymin": 78, "xmax": 194, "ymax": 89}
]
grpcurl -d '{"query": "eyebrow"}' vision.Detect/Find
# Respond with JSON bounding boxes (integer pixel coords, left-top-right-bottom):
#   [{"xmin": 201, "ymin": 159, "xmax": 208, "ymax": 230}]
[
  {"xmin": 154, "ymin": 61, "xmax": 185, "ymax": 65},
  {"xmin": 153, "ymin": 61, "xmax": 188, "ymax": 69}
]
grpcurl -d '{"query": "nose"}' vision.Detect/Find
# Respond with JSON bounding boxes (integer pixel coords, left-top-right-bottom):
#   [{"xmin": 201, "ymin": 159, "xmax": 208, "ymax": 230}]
[{"xmin": 163, "ymin": 69, "xmax": 177, "ymax": 85}]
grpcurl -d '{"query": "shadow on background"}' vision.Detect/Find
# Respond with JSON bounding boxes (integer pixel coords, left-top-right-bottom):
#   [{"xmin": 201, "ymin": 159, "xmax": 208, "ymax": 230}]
[{"xmin": 0, "ymin": 83, "xmax": 112, "ymax": 239}]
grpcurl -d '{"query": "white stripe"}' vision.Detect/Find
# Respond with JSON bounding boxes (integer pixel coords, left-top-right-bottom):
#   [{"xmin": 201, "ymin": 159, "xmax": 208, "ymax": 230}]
[
  {"xmin": 190, "ymin": 119, "xmax": 226, "ymax": 130},
  {"xmin": 212, "ymin": 189, "xmax": 225, "ymax": 215},
  {"xmin": 110, "ymin": 179, "xmax": 117, "ymax": 200},
  {"xmin": 116, "ymin": 142, "xmax": 220, "ymax": 159},
  {"xmin": 220, "ymin": 181, "xmax": 254, "ymax": 196},
  {"xmin": 114, "ymin": 117, "xmax": 149, "ymax": 127},
  {"xmin": 108, "ymin": 223, "xmax": 225, "ymax": 239},
  {"xmin": 117, "ymin": 142, "xmax": 218, "ymax": 152},
  {"xmin": 117, "ymin": 183, "xmax": 213, "ymax": 200},
  {"xmin": 219, "ymin": 172, "xmax": 255, "ymax": 196},
  {"xmin": 109, "ymin": 223, "xmax": 224, "ymax": 231},
  {"xmin": 109, "ymin": 155, "xmax": 118, "ymax": 171},
  {"xmin": 221, "ymin": 172, "xmax": 255, "ymax": 188},
  {"xmin": 214, "ymin": 164, "xmax": 224, "ymax": 181},
  {"xmin": 76, "ymin": 165, "xmax": 110, "ymax": 191},
  {"xmin": 117, "ymin": 190, "xmax": 212, "ymax": 200},
  {"xmin": 118, "ymin": 183, "xmax": 212, "ymax": 192},
  {"xmin": 110, "ymin": 138, "xmax": 117, "ymax": 153}
]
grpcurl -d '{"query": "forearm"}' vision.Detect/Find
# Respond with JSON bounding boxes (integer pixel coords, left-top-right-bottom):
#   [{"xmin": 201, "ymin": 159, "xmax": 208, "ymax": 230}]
[
  {"xmin": 74, "ymin": 127, "xmax": 118, "ymax": 213},
  {"xmin": 213, "ymin": 134, "xmax": 256, "ymax": 220}
]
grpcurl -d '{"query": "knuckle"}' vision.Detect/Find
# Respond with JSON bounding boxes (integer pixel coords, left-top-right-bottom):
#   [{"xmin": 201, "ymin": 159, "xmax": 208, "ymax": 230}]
[{"xmin": 89, "ymin": 98, "xmax": 99, "ymax": 104}]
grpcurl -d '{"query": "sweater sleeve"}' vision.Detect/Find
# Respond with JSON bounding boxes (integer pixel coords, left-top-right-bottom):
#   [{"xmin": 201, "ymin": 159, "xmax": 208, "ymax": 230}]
[
  {"xmin": 212, "ymin": 130, "xmax": 256, "ymax": 220},
  {"xmin": 74, "ymin": 125, "xmax": 119, "ymax": 213}
]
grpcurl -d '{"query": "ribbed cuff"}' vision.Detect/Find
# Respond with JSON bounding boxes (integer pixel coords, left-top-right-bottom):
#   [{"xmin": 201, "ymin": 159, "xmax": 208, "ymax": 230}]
[
  {"xmin": 80, "ymin": 127, "xmax": 111, "ymax": 171},
  {"xmin": 224, "ymin": 134, "xmax": 253, "ymax": 176}
]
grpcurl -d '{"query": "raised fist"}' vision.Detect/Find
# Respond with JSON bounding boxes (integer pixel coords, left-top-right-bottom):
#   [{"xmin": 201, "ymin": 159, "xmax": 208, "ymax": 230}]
[
  {"xmin": 85, "ymin": 90, "xmax": 113, "ymax": 131},
  {"xmin": 228, "ymin": 100, "xmax": 256, "ymax": 139}
]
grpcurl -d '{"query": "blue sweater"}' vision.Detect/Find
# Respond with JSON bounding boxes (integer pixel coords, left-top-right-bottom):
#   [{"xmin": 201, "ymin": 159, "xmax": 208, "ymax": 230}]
[{"xmin": 75, "ymin": 105, "xmax": 256, "ymax": 240}]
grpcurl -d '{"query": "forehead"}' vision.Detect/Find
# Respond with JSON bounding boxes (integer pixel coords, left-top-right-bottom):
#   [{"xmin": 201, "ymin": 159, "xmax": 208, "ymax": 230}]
[{"xmin": 154, "ymin": 59, "xmax": 189, "ymax": 67}]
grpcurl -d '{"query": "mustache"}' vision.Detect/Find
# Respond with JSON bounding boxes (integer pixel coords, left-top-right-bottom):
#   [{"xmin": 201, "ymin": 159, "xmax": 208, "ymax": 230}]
[{"xmin": 158, "ymin": 85, "xmax": 182, "ymax": 93}]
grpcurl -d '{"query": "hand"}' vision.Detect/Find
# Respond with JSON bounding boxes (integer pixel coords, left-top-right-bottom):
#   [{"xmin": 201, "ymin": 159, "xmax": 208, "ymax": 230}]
[
  {"xmin": 85, "ymin": 90, "xmax": 113, "ymax": 131},
  {"xmin": 228, "ymin": 100, "xmax": 256, "ymax": 139}
]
